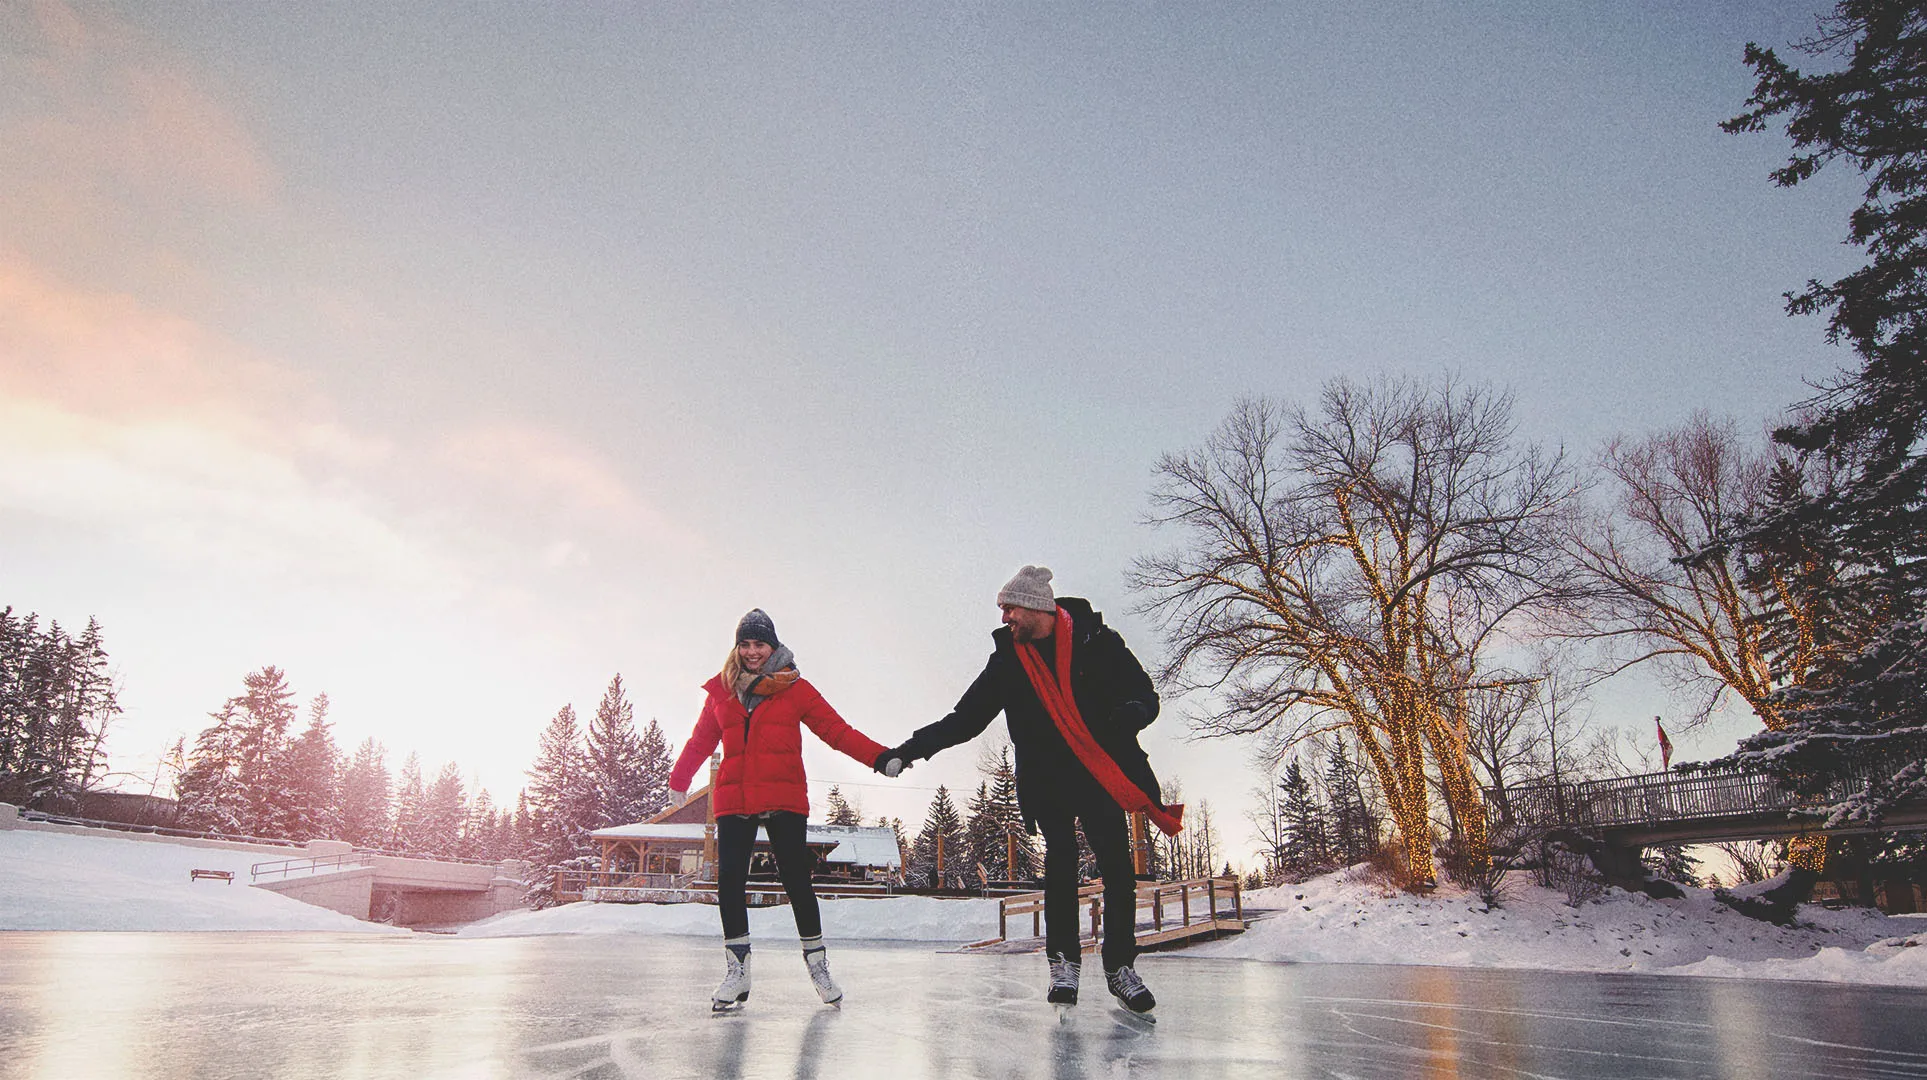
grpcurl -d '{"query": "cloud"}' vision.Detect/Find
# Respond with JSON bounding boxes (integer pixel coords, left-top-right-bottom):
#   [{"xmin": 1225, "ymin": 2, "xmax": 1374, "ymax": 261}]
[
  {"xmin": 1, "ymin": 0, "xmax": 278, "ymax": 209},
  {"xmin": 434, "ymin": 423, "xmax": 703, "ymax": 552},
  {"xmin": 0, "ymin": 254, "xmax": 698, "ymax": 608}
]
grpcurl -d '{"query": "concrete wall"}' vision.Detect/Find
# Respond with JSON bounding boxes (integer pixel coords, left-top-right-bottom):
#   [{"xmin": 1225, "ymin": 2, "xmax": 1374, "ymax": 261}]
[
  {"xmin": 255, "ymin": 867, "xmax": 376, "ymax": 920},
  {"xmin": 3, "ymin": 802, "xmax": 527, "ymax": 927},
  {"xmin": 0, "ymin": 802, "xmax": 351, "ymax": 860},
  {"xmin": 374, "ymin": 876, "xmax": 528, "ymax": 928}
]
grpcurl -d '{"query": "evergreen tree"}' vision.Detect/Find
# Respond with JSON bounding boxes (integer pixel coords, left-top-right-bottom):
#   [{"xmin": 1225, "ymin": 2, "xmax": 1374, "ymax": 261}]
[
  {"xmin": 1719, "ymin": 1, "xmax": 1927, "ymax": 818},
  {"xmin": 909, "ymin": 785, "xmax": 967, "ymax": 888},
  {"xmin": 282, "ymin": 694, "xmax": 342, "ymax": 842},
  {"xmin": 465, "ymin": 789, "xmax": 498, "ymax": 860},
  {"xmin": 824, "ymin": 785, "xmax": 862, "ymax": 826},
  {"xmin": 584, "ymin": 675, "xmax": 649, "ymax": 828},
  {"xmin": 634, "ymin": 718, "xmax": 674, "ymax": 820},
  {"xmin": 0, "ymin": 611, "xmax": 118, "ymax": 811},
  {"xmin": 1644, "ymin": 843, "xmax": 1703, "ymax": 886},
  {"xmin": 337, "ymin": 738, "xmax": 392, "ymax": 849},
  {"xmin": 174, "ymin": 700, "xmax": 247, "ymax": 834},
  {"xmin": 1278, "ymin": 758, "xmax": 1330, "ymax": 878},
  {"xmin": 525, "ymin": 705, "xmax": 593, "ymax": 866},
  {"xmin": 420, "ymin": 761, "xmax": 467, "ymax": 857},
  {"xmin": 1324, "ymin": 740, "xmax": 1382, "ymax": 865},
  {"xmin": 988, "ymin": 747, "xmax": 1036, "ymax": 878},
  {"xmin": 229, "ymin": 667, "xmax": 300, "ymax": 837},
  {"xmin": 391, "ymin": 752, "xmax": 427, "ymax": 852},
  {"xmin": 961, "ymin": 781, "xmax": 1001, "ymax": 883}
]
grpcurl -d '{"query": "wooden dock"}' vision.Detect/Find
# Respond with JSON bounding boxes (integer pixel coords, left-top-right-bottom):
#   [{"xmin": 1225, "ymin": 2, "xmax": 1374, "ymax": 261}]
[{"xmin": 966, "ymin": 875, "xmax": 1246, "ymax": 954}]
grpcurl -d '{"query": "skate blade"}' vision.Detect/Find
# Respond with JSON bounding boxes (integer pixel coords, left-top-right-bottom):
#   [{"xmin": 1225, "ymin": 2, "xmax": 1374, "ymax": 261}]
[{"xmin": 711, "ymin": 993, "xmax": 750, "ymax": 1012}]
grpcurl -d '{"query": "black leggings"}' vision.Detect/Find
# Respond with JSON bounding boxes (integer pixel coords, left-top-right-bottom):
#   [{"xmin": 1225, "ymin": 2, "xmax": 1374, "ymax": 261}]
[
  {"xmin": 715, "ymin": 812, "xmax": 821, "ymax": 941},
  {"xmin": 1034, "ymin": 800, "xmax": 1139, "ymax": 971}
]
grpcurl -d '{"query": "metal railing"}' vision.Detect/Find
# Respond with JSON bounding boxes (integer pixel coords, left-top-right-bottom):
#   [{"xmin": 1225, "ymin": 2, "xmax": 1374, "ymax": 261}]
[
  {"xmin": 1499, "ymin": 766, "xmax": 1875, "ymax": 831},
  {"xmin": 251, "ymin": 852, "xmax": 373, "ymax": 882}
]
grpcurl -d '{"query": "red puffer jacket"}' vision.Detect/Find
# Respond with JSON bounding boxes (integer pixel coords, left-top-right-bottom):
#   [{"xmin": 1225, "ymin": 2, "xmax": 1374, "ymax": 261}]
[{"xmin": 669, "ymin": 674, "xmax": 888, "ymax": 817}]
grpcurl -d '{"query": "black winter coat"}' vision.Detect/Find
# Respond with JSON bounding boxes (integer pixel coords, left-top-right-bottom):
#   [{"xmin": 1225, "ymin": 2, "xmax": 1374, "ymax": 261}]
[{"xmin": 901, "ymin": 598, "xmax": 1162, "ymax": 831}]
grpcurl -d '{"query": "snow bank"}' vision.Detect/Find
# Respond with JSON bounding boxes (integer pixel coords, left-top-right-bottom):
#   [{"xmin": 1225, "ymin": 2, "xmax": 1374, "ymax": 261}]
[
  {"xmin": 461, "ymin": 894, "xmax": 1003, "ymax": 942},
  {"xmin": 0, "ymin": 829, "xmax": 401, "ymax": 933},
  {"xmin": 1186, "ymin": 867, "xmax": 1927, "ymax": 987}
]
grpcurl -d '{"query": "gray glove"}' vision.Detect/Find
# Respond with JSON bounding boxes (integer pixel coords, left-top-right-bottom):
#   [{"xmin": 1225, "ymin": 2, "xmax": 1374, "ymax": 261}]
[{"xmin": 669, "ymin": 788, "xmax": 687, "ymax": 805}]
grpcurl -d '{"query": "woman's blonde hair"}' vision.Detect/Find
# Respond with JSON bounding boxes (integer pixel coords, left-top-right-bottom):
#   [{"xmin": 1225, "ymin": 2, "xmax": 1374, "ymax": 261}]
[{"xmin": 721, "ymin": 645, "xmax": 746, "ymax": 687}]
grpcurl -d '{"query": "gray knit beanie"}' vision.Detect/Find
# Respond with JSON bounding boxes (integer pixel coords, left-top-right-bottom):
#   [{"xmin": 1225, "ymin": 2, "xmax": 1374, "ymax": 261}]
[
  {"xmin": 735, "ymin": 608, "xmax": 780, "ymax": 646},
  {"xmin": 996, "ymin": 565, "xmax": 1057, "ymax": 612}
]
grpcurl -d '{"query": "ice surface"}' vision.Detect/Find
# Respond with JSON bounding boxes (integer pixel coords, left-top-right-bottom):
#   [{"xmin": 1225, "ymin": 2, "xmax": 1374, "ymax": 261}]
[{"xmin": 3, "ymin": 933, "xmax": 1925, "ymax": 1080}]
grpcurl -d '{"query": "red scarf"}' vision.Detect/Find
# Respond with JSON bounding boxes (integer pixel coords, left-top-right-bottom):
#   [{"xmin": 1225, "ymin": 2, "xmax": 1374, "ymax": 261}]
[{"xmin": 1014, "ymin": 607, "xmax": 1184, "ymax": 837}]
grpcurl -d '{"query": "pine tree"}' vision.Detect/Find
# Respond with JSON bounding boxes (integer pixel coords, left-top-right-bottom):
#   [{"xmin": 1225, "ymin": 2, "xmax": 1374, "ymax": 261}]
[
  {"xmin": 584, "ymin": 675, "xmax": 648, "ymax": 828},
  {"xmin": 0, "ymin": 611, "xmax": 118, "ymax": 811},
  {"xmin": 1278, "ymin": 758, "xmax": 1330, "ymax": 878},
  {"xmin": 1324, "ymin": 740, "xmax": 1382, "ymax": 865},
  {"xmin": 634, "ymin": 718, "xmax": 673, "ymax": 820},
  {"xmin": 824, "ymin": 785, "xmax": 862, "ymax": 826},
  {"xmin": 525, "ymin": 705, "xmax": 593, "ymax": 866},
  {"xmin": 985, "ymin": 746, "xmax": 1037, "ymax": 880},
  {"xmin": 282, "ymin": 694, "xmax": 342, "ymax": 842},
  {"xmin": 1718, "ymin": 1, "xmax": 1927, "ymax": 819},
  {"xmin": 420, "ymin": 762, "xmax": 467, "ymax": 857},
  {"xmin": 174, "ymin": 700, "xmax": 247, "ymax": 834},
  {"xmin": 337, "ymin": 738, "xmax": 392, "ymax": 848},
  {"xmin": 229, "ymin": 667, "xmax": 300, "ymax": 837},
  {"xmin": 391, "ymin": 752, "xmax": 426, "ymax": 852},
  {"xmin": 465, "ymin": 788, "xmax": 498, "ymax": 860},
  {"xmin": 909, "ymin": 785, "xmax": 967, "ymax": 888},
  {"xmin": 961, "ymin": 781, "xmax": 1001, "ymax": 884}
]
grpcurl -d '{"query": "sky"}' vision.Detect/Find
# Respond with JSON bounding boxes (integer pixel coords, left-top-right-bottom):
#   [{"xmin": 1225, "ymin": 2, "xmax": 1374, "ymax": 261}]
[{"xmin": 0, "ymin": 1, "xmax": 1868, "ymax": 866}]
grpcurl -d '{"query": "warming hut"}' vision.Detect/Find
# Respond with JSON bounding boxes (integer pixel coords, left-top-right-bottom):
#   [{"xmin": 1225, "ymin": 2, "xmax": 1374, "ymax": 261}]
[{"xmin": 585, "ymin": 758, "xmax": 904, "ymax": 892}]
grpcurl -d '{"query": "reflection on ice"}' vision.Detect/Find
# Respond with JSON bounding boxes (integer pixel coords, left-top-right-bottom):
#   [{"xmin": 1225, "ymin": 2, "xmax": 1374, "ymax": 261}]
[{"xmin": 2, "ymin": 933, "xmax": 1924, "ymax": 1079}]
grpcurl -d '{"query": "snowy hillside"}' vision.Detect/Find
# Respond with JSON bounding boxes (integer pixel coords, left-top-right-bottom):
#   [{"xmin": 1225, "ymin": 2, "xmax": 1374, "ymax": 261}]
[
  {"xmin": 1188, "ymin": 869, "xmax": 1927, "ymax": 988},
  {"xmin": 6, "ymin": 826, "xmax": 1923, "ymax": 989},
  {"xmin": 0, "ymin": 829, "xmax": 401, "ymax": 933}
]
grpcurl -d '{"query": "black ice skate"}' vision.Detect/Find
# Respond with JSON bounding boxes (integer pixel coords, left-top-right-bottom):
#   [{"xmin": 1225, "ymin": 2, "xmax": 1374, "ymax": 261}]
[
  {"xmin": 1105, "ymin": 965, "xmax": 1155, "ymax": 1015},
  {"xmin": 1046, "ymin": 953, "xmax": 1080, "ymax": 1005}
]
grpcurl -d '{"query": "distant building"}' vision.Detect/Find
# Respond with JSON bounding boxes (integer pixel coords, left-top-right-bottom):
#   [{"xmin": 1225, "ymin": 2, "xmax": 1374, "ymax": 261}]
[{"xmin": 585, "ymin": 777, "xmax": 904, "ymax": 894}]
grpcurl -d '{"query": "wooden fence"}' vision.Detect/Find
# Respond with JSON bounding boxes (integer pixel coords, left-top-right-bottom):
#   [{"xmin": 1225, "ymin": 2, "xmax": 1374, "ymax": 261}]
[{"xmin": 983, "ymin": 876, "xmax": 1244, "ymax": 952}]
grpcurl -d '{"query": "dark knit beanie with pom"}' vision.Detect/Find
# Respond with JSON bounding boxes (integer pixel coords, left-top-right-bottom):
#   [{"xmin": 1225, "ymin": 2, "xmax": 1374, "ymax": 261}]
[{"xmin": 735, "ymin": 609, "xmax": 780, "ymax": 647}]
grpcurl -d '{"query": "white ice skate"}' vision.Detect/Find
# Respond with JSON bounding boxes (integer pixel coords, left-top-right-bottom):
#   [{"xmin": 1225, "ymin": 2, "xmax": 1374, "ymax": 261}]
[
  {"xmin": 712, "ymin": 944, "xmax": 751, "ymax": 1011},
  {"xmin": 803, "ymin": 941, "xmax": 843, "ymax": 1005}
]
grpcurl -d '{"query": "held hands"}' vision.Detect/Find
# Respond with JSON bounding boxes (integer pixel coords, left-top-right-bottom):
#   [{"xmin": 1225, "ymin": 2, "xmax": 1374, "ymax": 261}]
[{"xmin": 872, "ymin": 747, "xmax": 911, "ymax": 778}]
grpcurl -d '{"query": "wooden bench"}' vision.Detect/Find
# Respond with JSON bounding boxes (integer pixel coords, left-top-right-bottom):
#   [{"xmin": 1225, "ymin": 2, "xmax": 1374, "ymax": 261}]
[{"xmin": 189, "ymin": 869, "xmax": 234, "ymax": 883}]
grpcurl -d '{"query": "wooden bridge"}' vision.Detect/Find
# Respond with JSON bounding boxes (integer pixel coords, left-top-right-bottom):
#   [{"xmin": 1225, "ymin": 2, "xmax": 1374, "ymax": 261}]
[
  {"xmin": 965, "ymin": 875, "xmax": 1245, "ymax": 954},
  {"xmin": 1495, "ymin": 762, "xmax": 1927, "ymax": 850}
]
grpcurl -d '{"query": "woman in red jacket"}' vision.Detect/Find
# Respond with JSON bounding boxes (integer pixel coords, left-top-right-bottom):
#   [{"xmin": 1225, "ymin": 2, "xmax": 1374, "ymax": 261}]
[{"xmin": 667, "ymin": 608, "xmax": 902, "ymax": 1010}]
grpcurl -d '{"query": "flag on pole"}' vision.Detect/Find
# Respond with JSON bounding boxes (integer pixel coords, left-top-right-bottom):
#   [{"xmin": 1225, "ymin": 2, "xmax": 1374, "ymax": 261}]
[{"xmin": 1655, "ymin": 716, "xmax": 1673, "ymax": 771}]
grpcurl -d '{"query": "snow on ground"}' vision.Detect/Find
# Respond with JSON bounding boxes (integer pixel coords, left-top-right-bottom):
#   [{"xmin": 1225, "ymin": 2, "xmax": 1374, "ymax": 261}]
[
  {"xmin": 0, "ymin": 829, "xmax": 401, "ymax": 933},
  {"xmin": 1185, "ymin": 867, "xmax": 1927, "ymax": 988},
  {"xmin": 460, "ymin": 893, "xmax": 1003, "ymax": 942},
  {"xmin": 5, "ymin": 825, "xmax": 1923, "ymax": 989}
]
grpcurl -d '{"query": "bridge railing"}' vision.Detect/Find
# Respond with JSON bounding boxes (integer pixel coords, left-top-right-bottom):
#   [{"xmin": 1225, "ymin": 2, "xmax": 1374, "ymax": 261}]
[
  {"xmin": 251, "ymin": 852, "xmax": 373, "ymax": 881},
  {"xmin": 1499, "ymin": 768, "xmax": 1862, "ymax": 831}
]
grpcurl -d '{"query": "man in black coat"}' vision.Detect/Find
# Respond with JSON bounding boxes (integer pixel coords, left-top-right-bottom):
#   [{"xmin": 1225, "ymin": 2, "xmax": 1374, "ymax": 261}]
[{"xmin": 878, "ymin": 566, "xmax": 1172, "ymax": 1013}]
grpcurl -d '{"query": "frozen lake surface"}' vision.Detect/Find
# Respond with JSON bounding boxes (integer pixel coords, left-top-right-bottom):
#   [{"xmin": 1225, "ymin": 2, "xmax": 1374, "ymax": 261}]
[{"xmin": 3, "ymin": 932, "xmax": 1925, "ymax": 1079}]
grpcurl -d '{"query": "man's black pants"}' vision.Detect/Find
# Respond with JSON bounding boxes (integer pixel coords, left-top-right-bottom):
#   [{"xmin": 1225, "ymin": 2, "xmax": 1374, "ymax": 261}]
[
  {"xmin": 1034, "ymin": 798, "xmax": 1138, "ymax": 972},
  {"xmin": 715, "ymin": 811, "xmax": 821, "ymax": 941}
]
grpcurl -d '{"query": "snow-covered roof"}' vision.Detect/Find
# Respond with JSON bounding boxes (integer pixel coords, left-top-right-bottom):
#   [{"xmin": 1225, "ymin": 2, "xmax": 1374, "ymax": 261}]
[{"xmin": 589, "ymin": 821, "xmax": 901, "ymax": 869}]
